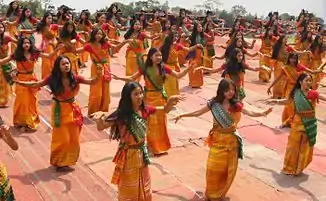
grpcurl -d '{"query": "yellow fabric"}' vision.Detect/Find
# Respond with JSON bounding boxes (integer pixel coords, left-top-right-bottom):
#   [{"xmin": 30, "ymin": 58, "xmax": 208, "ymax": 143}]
[
  {"xmin": 272, "ymin": 60, "xmax": 286, "ymax": 98},
  {"xmin": 143, "ymin": 73, "xmax": 171, "ymax": 154},
  {"xmin": 163, "ymin": 46, "xmax": 180, "ymax": 97},
  {"xmin": 76, "ymin": 24, "xmax": 91, "ymax": 63},
  {"xmin": 0, "ymin": 162, "xmax": 15, "ymax": 200},
  {"xmin": 282, "ymin": 99, "xmax": 316, "ymax": 175},
  {"xmin": 203, "ymin": 48, "xmax": 213, "ymax": 68},
  {"xmin": 111, "ymin": 125, "xmax": 152, "ymax": 201},
  {"xmin": 297, "ymin": 41, "xmax": 311, "ymax": 67},
  {"xmin": 41, "ymin": 25, "xmax": 58, "ymax": 79},
  {"xmin": 205, "ymin": 112, "xmax": 240, "ymax": 200},
  {"xmin": 188, "ymin": 49, "xmax": 204, "ymax": 87},
  {"xmin": 87, "ymin": 44, "xmax": 111, "ymax": 115},
  {"xmin": 13, "ymin": 61, "xmax": 40, "ymax": 129},
  {"xmin": 0, "ymin": 42, "xmax": 11, "ymax": 107},
  {"xmin": 178, "ymin": 38, "xmax": 189, "ymax": 66},
  {"xmin": 7, "ymin": 24, "xmax": 18, "ymax": 53},
  {"xmin": 125, "ymin": 38, "xmax": 146, "ymax": 82},
  {"xmin": 309, "ymin": 53, "xmax": 323, "ymax": 90},
  {"xmin": 258, "ymin": 38, "xmax": 273, "ymax": 82},
  {"xmin": 62, "ymin": 52, "xmax": 79, "ymax": 75},
  {"xmin": 50, "ymin": 85, "xmax": 82, "ymax": 167}
]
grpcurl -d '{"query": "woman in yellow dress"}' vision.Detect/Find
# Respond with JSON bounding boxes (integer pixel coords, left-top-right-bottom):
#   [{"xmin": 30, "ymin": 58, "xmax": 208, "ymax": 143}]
[
  {"xmin": 267, "ymin": 53, "xmax": 324, "ymax": 127},
  {"xmin": 76, "ymin": 9, "xmax": 92, "ymax": 68},
  {"xmin": 12, "ymin": 55, "xmax": 101, "ymax": 172},
  {"xmin": 177, "ymin": 16, "xmax": 192, "ymax": 67},
  {"xmin": 90, "ymin": 82, "xmax": 183, "ymax": 201},
  {"xmin": 266, "ymin": 73, "xmax": 326, "ymax": 176},
  {"xmin": 58, "ymin": 20, "xmax": 86, "ymax": 75},
  {"xmin": 0, "ymin": 116, "xmax": 19, "ymax": 200},
  {"xmin": 161, "ymin": 32, "xmax": 203, "ymax": 97},
  {"xmin": 81, "ymin": 28, "xmax": 130, "ymax": 116},
  {"xmin": 0, "ymin": 37, "xmax": 63, "ymax": 132},
  {"xmin": 36, "ymin": 12, "xmax": 60, "ymax": 79},
  {"xmin": 111, "ymin": 47, "xmax": 197, "ymax": 155},
  {"xmin": 4, "ymin": 1, "xmax": 21, "ymax": 53},
  {"xmin": 309, "ymin": 35, "xmax": 326, "ymax": 89},
  {"xmin": 253, "ymin": 27, "xmax": 277, "ymax": 82},
  {"xmin": 0, "ymin": 22, "xmax": 17, "ymax": 107},
  {"xmin": 148, "ymin": 9, "xmax": 163, "ymax": 49},
  {"xmin": 172, "ymin": 78, "xmax": 272, "ymax": 201},
  {"xmin": 123, "ymin": 20, "xmax": 158, "ymax": 81},
  {"xmin": 289, "ymin": 29, "xmax": 313, "ymax": 67}
]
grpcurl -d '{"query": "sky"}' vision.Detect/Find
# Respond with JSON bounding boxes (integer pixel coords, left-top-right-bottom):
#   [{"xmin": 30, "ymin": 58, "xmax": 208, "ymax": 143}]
[{"xmin": 4, "ymin": 0, "xmax": 326, "ymax": 21}]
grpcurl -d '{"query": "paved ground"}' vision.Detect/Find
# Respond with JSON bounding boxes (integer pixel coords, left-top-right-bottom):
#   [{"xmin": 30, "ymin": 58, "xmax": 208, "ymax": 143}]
[{"xmin": 1, "ymin": 34, "xmax": 326, "ymax": 201}]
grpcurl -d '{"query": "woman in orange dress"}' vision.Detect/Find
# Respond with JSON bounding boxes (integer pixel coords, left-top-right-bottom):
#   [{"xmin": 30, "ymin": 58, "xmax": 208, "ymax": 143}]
[
  {"xmin": 81, "ymin": 28, "xmax": 130, "ymax": 116},
  {"xmin": 106, "ymin": 4, "xmax": 127, "ymax": 44},
  {"xmin": 177, "ymin": 16, "xmax": 192, "ymax": 67},
  {"xmin": 12, "ymin": 55, "xmax": 101, "ymax": 172},
  {"xmin": 58, "ymin": 20, "xmax": 86, "ymax": 75},
  {"xmin": 173, "ymin": 78, "xmax": 272, "ymax": 201},
  {"xmin": 0, "ymin": 37, "xmax": 62, "ymax": 132},
  {"xmin": 267, "ymin": 53, "xmax": 323, "ymax": 127},
  {"xmin": 36, "ymin": 12, "xmax": 60, "ymax": 79},
  {"xmin": 76, "ymin": 9, "xmax": 92, "ymax": 68},
  {"xmin": 253, "ymin": 27, "xmax": 278, "ymax": 82},
  {"xmin": 4, "ymin": 1, "xmax": 21, "ymax": 53},
  {"xmin": 289, "ymin": 29, "xmax": 313, "ymax": 67},
  {"xmin": 6, "ymin": 8, "xmax": 38, "ymax": 44},
  {"xmin": 266, "ymin": 73, "xmax": 326, "ymax": 176},
  {"xmin": 0, "ymin": 116, "xmax": 19, "ymax": 200},
  {"xmin": 112, "ymin": 47, "xmax": 197, "ymax": 155},
  {"xmin": 161, "ymin": 32, "xmax": 203, "ymax": 97},
  {"xmin": 309, "ymin": 35, "xmax": 326, "ymax": 89},
  {"xmin": 90, "ymin": 82, "xmax": 183, "ymax": 200},
  {"xmin": 148, "ymin": 9, "xmax": 163, "ymax": 49},
  {"xmin": 0, "ymin": 22, "xmax": 17, "ymax": 107},
  {"xmin": 123, "ymin": 20, "xmax": 158, "ymax": 80}
]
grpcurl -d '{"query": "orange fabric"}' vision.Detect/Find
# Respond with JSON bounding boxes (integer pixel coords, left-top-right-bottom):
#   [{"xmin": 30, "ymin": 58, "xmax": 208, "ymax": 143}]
[
  {"xmin": 258, "ymin": 37, "xmax": 274, "ymax": 82},
  {"xmin": 111, "ymin": 125, "xmax": 151, "ymax": 200},
  {"xmin": 125, "ymin": 38, "xmax": 146, "ymax": 81},
  {"xmin": 188, "ymin": 48, "xmax": 204, "ymax": 87},
  {"xmin": 50, "ymin": 84, "xmax": 82, "ymax": 167},
  {"xmin": 0, "ymin": 41, "xmax": 11, "ymax": 107},
  {"xmin": 76, "ymin": 24, "xmax": 91, "ymax": 63},
  {"xmin": 178, "ymin": 37, "xmax": 189, "ymax": 66},
  {"xmin": 59, "ymin": 39, "xmax": 79, "ymax": 74},
  {"xmin": 272, "ymin": 60, "xmax": 286, "ymax": 98},
  {"xmin": 310, "ymin": 50, "xmax": 324, "ymax": 89},
  {"xmin": 40, "ymin": 26, "xmax": 58, "ymax": 79},
  {"xmin": 205, "ymin": 111, "xmax": 240, "ymax": 200},
  {"xmin": 282, "ymin": 99, "xmax": 317, "ymax": 175},
  {"xmin": 163, "ymin": 46, "xmax": 180, "ymax": 97},
  {"xmin": 13, "ymin": 60, "xmax": 40, "ymax": 129},
  {"xmin": 86, "ymin": 44, "xmax": 111, "ymax": 115}
]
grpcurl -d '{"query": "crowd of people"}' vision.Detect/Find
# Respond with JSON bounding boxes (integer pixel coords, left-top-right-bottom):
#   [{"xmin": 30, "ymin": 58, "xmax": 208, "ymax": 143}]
[{"xmin": 0, "ymin": 1, "xmax": 326, "ymax": 200}]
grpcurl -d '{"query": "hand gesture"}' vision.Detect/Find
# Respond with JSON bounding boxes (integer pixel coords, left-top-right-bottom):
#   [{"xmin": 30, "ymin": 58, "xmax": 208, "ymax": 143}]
[
  {"xmin": 171, "ymin": 115, "xmax": 182, "ymax": 123},
  {"xmin": 169, "ymin": 94, "xmax": 186, "ymax": 105},
  {"xmin": 263, "ymin": 107, "xmax": 273, "ymax": 116},
  {"xmin": 89, "ymin": 111, "xmax": 106, "ymax": 121}
]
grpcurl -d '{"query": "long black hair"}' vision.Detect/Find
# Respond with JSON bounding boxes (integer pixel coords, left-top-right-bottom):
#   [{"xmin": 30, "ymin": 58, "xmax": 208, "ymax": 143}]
[
  {"xmin": 161, "ymin": 32, "xmax": 174, "ymax": 63},
  {"xmin": 88, "ymin": 28, "xmax": 106, "ymax": 44},
  {"xmin": 124, "ymin": 19, "xmax": 140, "ymax": 39},
  {"xmin": 224, "ymin": 48, "xmax": 246, "ymax": 75},
  {"xmin": 0, "ymin": 22, "xmax": 6, "ymax": 45},
  {"xmin": 209, "ymin": 78, "xmax": 241, "ymax": 110},
  {"xmin": 18, "ymin": 7, "xmax": 34, "ymax": 23},
  {"xmin": 286, "ymin": 52, "xmax": 299, "ymax": 66},
  {"xmin": 77, "ymin": 9, "xmax": 91, "ymax": 26},
  {"xmin": 271, "ymin": 35, "xmax": 286, "ymax": 60},
  {"xmin": 310, "ymin": 35, "xmax": 325, "ymax": 54},
  {"xmin": 144, "ymin": 48, "xmax": 167, "ymax": 80},
  {"xmin": 36, "ymin": 12, "xmax": 52, "ymax": 33},
  {"xmin": 189, "ymin": 22, "xmax": 204, "ymax": 47},
  {"xmin": 6, "ymin": 1, "xmax": 20, "ymax": 18},
  {"xmin": 106, "ymin": 82, "xmax": 146, "ymax": 140},
  {"xmin": 59, "ymin": 20, "xmax": 77, "ymax": 40},
  {"xmin": 48, "ymin": 55, "xmax": 77, "ymax": 96},
  {"xmin": 13, "ymin": 36, "xmax": 40, "ymax": 61},
  {"xmin": 289, "ymin": 73, "xmax": 312, "ymax": 99}
]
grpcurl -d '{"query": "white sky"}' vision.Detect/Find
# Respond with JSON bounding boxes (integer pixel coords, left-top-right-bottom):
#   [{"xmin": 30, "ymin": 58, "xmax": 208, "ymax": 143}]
[{"xmin": 4, "ymin": 0, "xmax": 326, "ymax": 20}]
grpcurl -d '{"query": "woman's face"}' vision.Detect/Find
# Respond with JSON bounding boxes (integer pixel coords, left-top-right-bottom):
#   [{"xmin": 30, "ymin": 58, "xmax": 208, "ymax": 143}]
[
  {"xmin": 307, "ymin": 32, "xmax": 312, "ymax": 38},
  {"xmin": 301, "ymin": 76, "xmax": 312, "ymax": 90},
  {"xmin": 67, "ymin": 24, "xmax": 74, "ymax": 33},
  {"xmin": 268, "ymin": 29, "xmax": 273, "ymax": 36},
  {"xmin": 134, "ymin": 21, "xmax": 141, "ymax": 30},
  {"xmin": 22, "ymin": 39, "xmax": 31, "ymax": 50},
  {"xmin": 112, "ymin": 6, "xmax": 117, "ymax": 13},
  {"xmin": 12, "ymin": 2, "xmax": 18, "ymax": 9},
  {"xmin": 95, "ymin": 30, "xmax": 104, "ymax": 42},
  {"xmin": 197, "ymin": 24, "xmax": 203, "ymax": 32},
  {"xmin": 99, "ymin": 14, "xmax": 106, "ymax": 23},
  {"xmin": 318, "ymin": 37, "xmax": 323, "ymax": 44},
  {"xmin": 154, "ymin": 11, "xmax": 159, "ymax": 18},
  {"xmin": 151, "ymin": 51, "xmax": 162, "ymax": 64},
  {"xmin": 0, "ymin": 24, "xmax": 5, "ymax": 34},
  {"xmin": 165, "ymin": 21, "xmax": 171, "ymax": 29},
  {"xmin": 81, "ymin": 12, "xmax": 86, "ymax": 19},
  {"xmin": 59, "ymin": 57, "xmax": 71, "ymax": 73},
  {"xmin": 182, "ymin": 17, "xmax": 187, "ymax": 24},
  {"xmin": 25, "ymin": 9, "xmax": 31, "ymax": 18},
  {"xmin": 171, "ymin": 25, "xmax": 177, "ymax": 33},
  {"xmin": 236, "ymin": 39, "xmax": 243, "ymax": 47},
  {"xmin": 173, "ymin": 33, "xmax": 179, "ymax": 42},
  {"xmin": 45, "ymin": 15, "xmax": 52, "ymax": 24},
  {"xmin": 236, "ymin": 51, "xmax": 244, "ymax": 62},
  {"xmin": 289, "ymin": 55, "xmax": 298, "ymax": 65},
  {"xmin": 224, "ymin": 84, "xmax": 236, "ymax": 100},
  {"xmin": 131, "ymin": 87, "xmax": 143, "ymax": 108}
]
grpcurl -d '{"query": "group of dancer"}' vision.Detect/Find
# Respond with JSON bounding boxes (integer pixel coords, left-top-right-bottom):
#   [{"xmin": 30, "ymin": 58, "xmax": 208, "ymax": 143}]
[{"xmin": 0, "ymin": 1, "xmax": 326, "ymax": 200}]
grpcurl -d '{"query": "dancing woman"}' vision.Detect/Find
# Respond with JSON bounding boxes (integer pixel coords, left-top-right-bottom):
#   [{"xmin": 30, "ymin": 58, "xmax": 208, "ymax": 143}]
[
  {"xmin": 12, "ymin": 55, "xmax": 102, "ymax": 172},
  {"xmin": 90, "ymin": 81, "xmax": 183, "ymax": 201},
  {"xmin": 172, "ymin": 78, "xmax": 272, "ymax": 201}
]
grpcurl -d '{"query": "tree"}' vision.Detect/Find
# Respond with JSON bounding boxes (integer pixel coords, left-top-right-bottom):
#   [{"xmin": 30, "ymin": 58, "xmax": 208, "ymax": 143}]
[
  {"xmin": 218, "ymin": 9, "xmax": 234, "ymax": 27},
  {"xmin": 230, "ymin": 5, "xmax": 247, "ymax": 17},
  {"xmin": 279, "ymin": 13, "xmax": 291, "ymax": 21},
  {"xmin": 170, "ymin": 6, "xmax": 183, "ymax": 14},
  {"xmin": 161, "ymin": 0, "xmax": 169, "ymax": 11}
]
